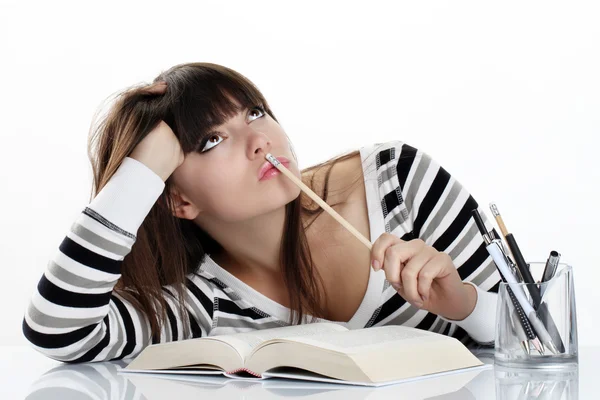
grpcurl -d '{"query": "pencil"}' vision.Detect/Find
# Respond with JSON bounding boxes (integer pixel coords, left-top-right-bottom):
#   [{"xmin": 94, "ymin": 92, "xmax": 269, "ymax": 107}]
[{"xmin": 265, "ymin": 153, "xmax": 373, "ymax": 250}]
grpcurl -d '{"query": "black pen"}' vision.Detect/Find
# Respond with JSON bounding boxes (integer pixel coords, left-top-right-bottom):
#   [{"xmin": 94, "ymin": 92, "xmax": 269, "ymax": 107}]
[
  {"xmin": 488, "ymin": 203, "xmax": 565, "ymax": 353},
  {"xmin": 488, "ymin": 228, "xmax": 524, "ymax": 283},
  {"xmin": 489, "ymin": 203, "xmax": 534, "ymax": 287}
]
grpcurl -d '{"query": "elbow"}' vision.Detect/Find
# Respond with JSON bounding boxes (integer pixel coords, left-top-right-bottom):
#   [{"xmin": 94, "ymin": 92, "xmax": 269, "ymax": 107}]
[
  {"xmin": 22, "ymin": 317, "xmax": 66, "ymax": 362},
  {"xmin": 22, "ymin": 317, "xmax": 99, "ymax": 363}
]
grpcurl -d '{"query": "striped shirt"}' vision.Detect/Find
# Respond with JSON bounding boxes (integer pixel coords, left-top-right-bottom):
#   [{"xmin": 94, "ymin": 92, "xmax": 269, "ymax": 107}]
[{"xmin": 23, "ymin": 140, "xmax": 502, "ymax": 363}]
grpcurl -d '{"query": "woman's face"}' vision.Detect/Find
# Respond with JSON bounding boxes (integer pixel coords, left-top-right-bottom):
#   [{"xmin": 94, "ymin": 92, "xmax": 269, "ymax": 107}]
[{"xmin": 169, "ymin": 100, "xmax": 302, "ymax": 222}]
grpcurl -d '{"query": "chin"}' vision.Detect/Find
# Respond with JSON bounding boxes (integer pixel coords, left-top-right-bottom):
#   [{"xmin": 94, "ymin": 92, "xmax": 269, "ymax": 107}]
[
  {"xmin": 282, "ymin": 178, "xmax": 302, "ymax": 200},
  {"xmin": 282, "ymin": 187, "xmax": 302, "ymax": 207},
  {"xmin": 265, "ymin": 185, "xmax": 301, "ymax": 215}
]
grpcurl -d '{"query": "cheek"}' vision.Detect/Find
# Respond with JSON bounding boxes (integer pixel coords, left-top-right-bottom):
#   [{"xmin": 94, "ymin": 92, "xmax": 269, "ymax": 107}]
[
  {"xmin": 189, "ymin": 171, "xmax": 250, "ymax": 218},
  {"xmin": 200, "ymin": 176, "xmax": 301, "ymax": 222},
  {"xmin": 179, "ymin": 158, "xmax": 238, "ymax": 194},
  {"xmin": 179, "ymin": 158, "xmax": 303, "ymax": 221}
]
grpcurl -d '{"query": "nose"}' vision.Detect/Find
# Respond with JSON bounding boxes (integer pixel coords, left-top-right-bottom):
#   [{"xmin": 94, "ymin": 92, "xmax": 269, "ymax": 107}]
[{"xmin": 249, "ymin": 130, "xmax": 272, "ymax": 159}]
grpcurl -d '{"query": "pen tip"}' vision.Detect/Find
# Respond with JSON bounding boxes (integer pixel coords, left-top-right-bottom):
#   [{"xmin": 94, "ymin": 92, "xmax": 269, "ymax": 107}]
[
  {"xmin": 532, "ymin": 338, "xmax": 544, "ymax": 355},
  {"xmin": 546, "ymin": 341, "xmax": 559, "ymax": 355}
]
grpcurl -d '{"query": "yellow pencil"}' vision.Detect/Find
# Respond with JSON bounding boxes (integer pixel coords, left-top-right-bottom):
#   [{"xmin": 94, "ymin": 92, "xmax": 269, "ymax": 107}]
[{"xmin": 265, "ymin": 153, "xmax": 372, "ymax": 250}]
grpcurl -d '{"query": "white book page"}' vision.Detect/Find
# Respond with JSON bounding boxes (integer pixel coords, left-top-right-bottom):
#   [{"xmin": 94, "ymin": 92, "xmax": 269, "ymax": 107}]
[
  {"xmin": 213, "ymin": 322, "xmax": 348, "ymax": 360},
  {"xmin": 281, "ymin": 325, "xmax": 442, "ymax": 354}
]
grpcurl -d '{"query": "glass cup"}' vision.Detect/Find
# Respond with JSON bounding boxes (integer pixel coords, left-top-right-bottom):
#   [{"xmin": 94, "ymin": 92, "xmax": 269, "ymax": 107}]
[{"xmin": 494, "ymin": 263, "xmax": 578, "ymax": 368}]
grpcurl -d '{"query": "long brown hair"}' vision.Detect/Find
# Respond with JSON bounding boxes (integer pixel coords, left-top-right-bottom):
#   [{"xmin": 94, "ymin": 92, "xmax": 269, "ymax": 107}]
[{"xmin": 87, "ymin": 62, "xmax": 363, "ymax": 340}]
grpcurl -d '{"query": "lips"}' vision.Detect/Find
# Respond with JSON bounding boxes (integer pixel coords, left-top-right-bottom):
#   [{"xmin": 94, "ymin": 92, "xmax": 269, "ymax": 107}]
[{"xmin": 258, "ymin": 156, "xmax": 290, "ymax": 180}]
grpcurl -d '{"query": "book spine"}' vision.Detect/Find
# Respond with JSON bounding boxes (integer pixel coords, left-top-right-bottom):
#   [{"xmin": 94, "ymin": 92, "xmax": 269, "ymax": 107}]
[{"xmin": 226, "ymin": 368, "xmax": 263, "ymax": 378}]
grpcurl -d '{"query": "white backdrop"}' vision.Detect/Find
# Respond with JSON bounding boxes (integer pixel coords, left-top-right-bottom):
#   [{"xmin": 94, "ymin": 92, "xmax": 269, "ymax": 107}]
[{"xmin": 1, "ymin": 0, "xmax": 598, "ymax": 347}]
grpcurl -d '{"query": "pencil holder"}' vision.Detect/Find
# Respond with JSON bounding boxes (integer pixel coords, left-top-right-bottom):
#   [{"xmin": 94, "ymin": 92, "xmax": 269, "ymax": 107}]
[{"xmin": 494, "ymin": 263, "xmax": 578, "ymax": 368}]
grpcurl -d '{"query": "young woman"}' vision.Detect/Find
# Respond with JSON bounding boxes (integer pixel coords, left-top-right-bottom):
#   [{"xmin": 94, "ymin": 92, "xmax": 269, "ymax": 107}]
[{"xmin": 23, "ymin": 62, "xmax": 501, "ymax": 363}]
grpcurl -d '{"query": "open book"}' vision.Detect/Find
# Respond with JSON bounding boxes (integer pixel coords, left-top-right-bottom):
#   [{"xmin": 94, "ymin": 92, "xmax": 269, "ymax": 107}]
[{"xmin": 122, "ymin": 322, "xmax": 488, "ymax": 387}]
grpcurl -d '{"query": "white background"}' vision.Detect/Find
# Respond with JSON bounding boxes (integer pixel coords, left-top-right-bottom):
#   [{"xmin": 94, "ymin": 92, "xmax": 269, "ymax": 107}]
[{"xmin": 1, "ymin": 0, "xmax": 598, "ymax": 348}]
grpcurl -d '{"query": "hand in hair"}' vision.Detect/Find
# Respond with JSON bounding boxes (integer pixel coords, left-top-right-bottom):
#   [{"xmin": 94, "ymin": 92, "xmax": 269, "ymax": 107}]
[
  {"xmin": 147, "ymin": 81, "xmax": 167, "ymax": 95},
  {"xmin": 370, "ymin": 233, "xmax": 477, "ymax": 321},
  {"xmin": 129, "ymin": 117, "xmax": 185, "ymax": 182}
]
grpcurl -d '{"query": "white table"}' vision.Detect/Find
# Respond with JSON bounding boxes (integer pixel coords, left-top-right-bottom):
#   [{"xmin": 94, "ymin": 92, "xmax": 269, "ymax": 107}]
[{"xmin": 2, "ymin": 345, "xmax": 596, "ymax": 399}]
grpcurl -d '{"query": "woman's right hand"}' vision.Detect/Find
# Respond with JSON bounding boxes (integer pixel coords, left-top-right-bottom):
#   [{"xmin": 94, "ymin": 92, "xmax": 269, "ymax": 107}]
[{"xmin": 129, "ymin": 82, "xmax": 184, "ymax": 182}]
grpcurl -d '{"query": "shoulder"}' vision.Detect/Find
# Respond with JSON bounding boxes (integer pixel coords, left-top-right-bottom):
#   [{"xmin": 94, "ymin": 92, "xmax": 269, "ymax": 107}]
[
  {"xmin": 359, "ymin": 141, "xmax": 452, "ymax": 190},
  {"xmin": 301, "ymin": 150, "xmax": 363, "ymax": 207},
  {"xmin": 301, "ymin": 141, "xmax": 418, "ymax": 204},
  {"xmin": 301, "ymin": 140, "xmax": 447, "ymax": 212}
]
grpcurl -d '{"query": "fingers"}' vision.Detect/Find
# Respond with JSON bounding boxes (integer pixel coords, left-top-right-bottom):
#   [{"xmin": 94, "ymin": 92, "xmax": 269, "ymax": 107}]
[
  {"xmin": 382, "ymin": 243, "xmax": 403, "ymax": 287},
  {"xmin": 370, "ymin": 232, "xmax": 402, "ymax": 271},
  {"xmin": 400, "ymin": 248, "xmax": 437, "ymax": 305},
  {"xmin": 416, "ymin": 253, "xmax": 448, "ymax": 303},
  {"xmin": 147, "ymin": 81, "xmax": 167, "ymax": 95},
  {"xmin": 380, "ymin": 239, "xmax": 426, "ymax": 288},
  {"xmin": 371, "ymin": 234, "xmax": 449, "ymax": 308}
]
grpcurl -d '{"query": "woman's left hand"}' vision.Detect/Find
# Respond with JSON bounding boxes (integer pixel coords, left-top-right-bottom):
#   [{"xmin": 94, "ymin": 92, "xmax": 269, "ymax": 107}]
[{"xmin": 370, "ymin": 233, "xmax": 477, "ymax": 320}]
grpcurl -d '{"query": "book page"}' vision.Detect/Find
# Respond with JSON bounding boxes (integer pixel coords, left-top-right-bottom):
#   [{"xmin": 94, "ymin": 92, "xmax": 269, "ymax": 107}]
[
  {"xmin": 278, "ymin": 325, "xmax": 443, "ymax": 354},
  {"xmin": 213, "ymin": 322, "xmax": 348, "ymax": 360},
  {"xmin": 247, "ymin": 326, "xmax": 482, "ymax": 383}
]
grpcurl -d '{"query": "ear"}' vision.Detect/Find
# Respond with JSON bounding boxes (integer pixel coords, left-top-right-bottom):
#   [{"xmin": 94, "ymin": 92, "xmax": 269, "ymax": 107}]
[{"xmin": 164, "ymin": 188, "xmax": 201, "ymax": 221}]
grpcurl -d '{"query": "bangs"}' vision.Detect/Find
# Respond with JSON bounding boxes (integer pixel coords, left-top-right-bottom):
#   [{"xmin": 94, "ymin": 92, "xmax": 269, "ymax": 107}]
[{"xmin": 161, "ymin": 63, "xmax": 270, "ymax": 154}]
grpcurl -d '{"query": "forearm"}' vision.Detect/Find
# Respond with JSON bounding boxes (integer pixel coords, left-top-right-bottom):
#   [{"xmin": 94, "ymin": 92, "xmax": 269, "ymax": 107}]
[{"xmin": 23, "ymin": 158, "xmax": 165, "ymax": 362}]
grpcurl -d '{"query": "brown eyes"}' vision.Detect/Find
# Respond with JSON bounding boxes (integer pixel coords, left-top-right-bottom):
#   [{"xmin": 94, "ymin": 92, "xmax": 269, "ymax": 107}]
[{"xmin": 199, "ymin": 106, "xmax": 266, "ymax": 153}]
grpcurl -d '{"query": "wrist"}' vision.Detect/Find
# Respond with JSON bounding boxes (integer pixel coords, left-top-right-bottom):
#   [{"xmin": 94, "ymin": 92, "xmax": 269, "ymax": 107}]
[
  {"xmin": 440, "ymin": 283, "xmax": 498, "ymax": 343},
  {"xmin": 439, "ymin": 282, "xmax": 478, "ymax": 321},
  {"xmin": 128, "ymin": 154, "xmax": 174, "ymax": 182},
  {"xmin": 459, "ymin": 282, "xmax": 478, "ymax": 321}
]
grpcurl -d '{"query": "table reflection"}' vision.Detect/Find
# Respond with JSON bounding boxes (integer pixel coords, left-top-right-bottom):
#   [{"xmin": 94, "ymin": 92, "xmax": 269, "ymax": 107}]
[
  {"xmin": 25, "ymin": 361, "xmax": 491, "ymax": 399},
  {"xmin": 494, "ymin": 366, "xmax": 579, "ymax": 400},
  {"xmin": 24, "ymin": 353, "xmax": 579, "ymax": 399}
]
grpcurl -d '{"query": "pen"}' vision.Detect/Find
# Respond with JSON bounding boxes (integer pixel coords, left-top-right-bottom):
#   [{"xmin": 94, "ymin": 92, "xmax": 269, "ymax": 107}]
[
  {"xmin": 542, "ymin": 250, "xmax": 561, "ymax": 284},
  {"xmin": 505, "ymin": 277, "xmax": 532, "ymax": 355},
  {"xmin": 489, "ymin": 203, "xmax": 566, "ymax": 353},
  {"xmin": 486, "ymin": 239, "xmax": 558, "ymax": 354},
  {"xmin": 540, "ymin": 251, "xmax": 561, "ymax": 298},
  {"xmin": 471, "ymin": 209, "xmax": 543, "ymax": 354},
  {"xmin": 488, "ymin": 227, "xmax": 523, "ymax": 282},
  {"xmin": 489, "ymin": 203, "xmax": 532, "ymax": 286}
]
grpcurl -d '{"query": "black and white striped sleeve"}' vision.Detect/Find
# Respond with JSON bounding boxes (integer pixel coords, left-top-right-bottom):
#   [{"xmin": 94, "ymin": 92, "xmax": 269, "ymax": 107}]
[
  {"xmin": 23, "ymin": 157, "xmax": 215, "ymax": 362},
  {"xmin": 393, "ymin": 141, "xmax": 502, "ymax": 344}
]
